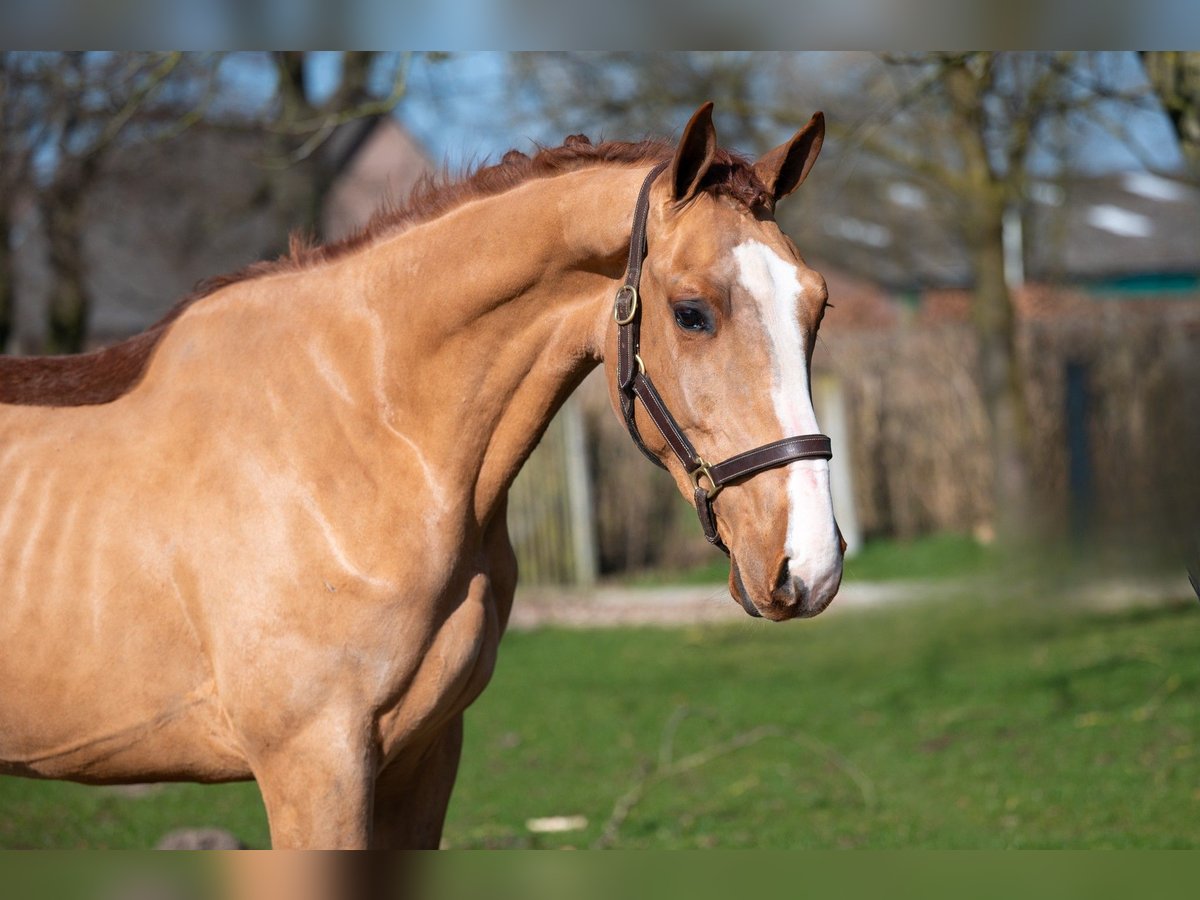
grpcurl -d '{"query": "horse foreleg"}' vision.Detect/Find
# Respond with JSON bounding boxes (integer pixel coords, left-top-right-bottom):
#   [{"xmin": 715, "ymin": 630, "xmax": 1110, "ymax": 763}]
[
  {"xmin": 370, "ymin": 715, "xmax": 464, "ymax": 849},
  {"xmin": 251, "ymin": 718, "xmax": 376, "ymax": 850}
]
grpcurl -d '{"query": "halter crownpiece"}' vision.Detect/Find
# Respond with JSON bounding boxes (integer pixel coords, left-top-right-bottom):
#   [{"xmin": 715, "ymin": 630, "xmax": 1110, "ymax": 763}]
[{"xmin": 614, "ymin": 162, "xmax": 833, "ymax": 555}]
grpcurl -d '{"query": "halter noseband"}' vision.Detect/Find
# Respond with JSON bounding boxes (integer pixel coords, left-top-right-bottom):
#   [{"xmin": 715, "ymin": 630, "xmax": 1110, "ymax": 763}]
[{"xmin": 614, "ymin": 162, "xmax": 833, "ymax": 555}]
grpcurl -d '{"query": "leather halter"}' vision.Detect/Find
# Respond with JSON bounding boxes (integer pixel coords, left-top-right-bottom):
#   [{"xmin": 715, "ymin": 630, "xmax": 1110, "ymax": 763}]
[{"xmin": 614, "ymin": 162, "xmax": 833, "ymax": 555}]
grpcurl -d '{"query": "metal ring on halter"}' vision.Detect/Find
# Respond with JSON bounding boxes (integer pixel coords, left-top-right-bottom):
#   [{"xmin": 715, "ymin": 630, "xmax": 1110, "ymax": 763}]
[
  {"xmin": 613, "ymin": 285, "xmax": 639, "ymax": 325},
  {"xmin": 688, "ymin": 458, "xmax": 722, "ymax": 501}
]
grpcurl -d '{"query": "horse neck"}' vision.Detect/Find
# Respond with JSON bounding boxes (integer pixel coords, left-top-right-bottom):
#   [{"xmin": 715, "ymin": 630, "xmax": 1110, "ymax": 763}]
[{"xmin": 342, "ymin": 165, "xmax": 647, "ymax": 524}]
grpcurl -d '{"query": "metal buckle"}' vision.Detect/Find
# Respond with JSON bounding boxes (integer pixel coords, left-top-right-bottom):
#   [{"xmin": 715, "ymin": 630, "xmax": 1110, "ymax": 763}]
[
  {"xmin": 634, "ymin": 354, "xmax": 645, "ymax": 375},
  {"xmin": 688, "ymin": 458, "xmax": 722, "ymax": 500},
  {"xmin": 613, "ymin": 285, "xmax": 639, "ymax": 325}
]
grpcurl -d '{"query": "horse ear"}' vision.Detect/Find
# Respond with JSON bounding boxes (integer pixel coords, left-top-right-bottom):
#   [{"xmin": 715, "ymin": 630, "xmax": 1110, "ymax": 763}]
[
  {"xmin": 754, "ymin": 111, "xmax": 825, "ymax": 202},
  {"xmin": 668, "ymin": 101, "xmax": 717, "ymax": 202}
]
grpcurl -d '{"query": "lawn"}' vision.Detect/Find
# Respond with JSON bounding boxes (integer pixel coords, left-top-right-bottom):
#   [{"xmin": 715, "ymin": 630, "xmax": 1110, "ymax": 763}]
[
  {"xmin": 1, "ymin": 584, "xmax": 1197, "ymax": 849},
  {"xmin": 625, "ymin": 531, "xmax": 999, "ymax": 586}
]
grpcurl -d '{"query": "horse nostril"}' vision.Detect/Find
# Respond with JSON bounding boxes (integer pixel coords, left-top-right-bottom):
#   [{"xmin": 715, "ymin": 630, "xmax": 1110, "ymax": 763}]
[{"xmin": 772, "ymin": 556, "xmax": 791, "ymax": 596}]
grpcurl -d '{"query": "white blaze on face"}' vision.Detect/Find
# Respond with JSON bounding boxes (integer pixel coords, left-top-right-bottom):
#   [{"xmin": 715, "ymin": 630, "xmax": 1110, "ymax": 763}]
[{"xmin": 732, "ymin": 240, "xmax": 841, "ymax": 589}]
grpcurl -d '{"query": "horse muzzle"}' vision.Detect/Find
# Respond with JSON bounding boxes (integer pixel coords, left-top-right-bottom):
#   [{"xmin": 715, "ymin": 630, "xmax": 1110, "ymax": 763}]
[{"xmin": 731, "ymin": 553, "xmax": 843, "ymax": 621}]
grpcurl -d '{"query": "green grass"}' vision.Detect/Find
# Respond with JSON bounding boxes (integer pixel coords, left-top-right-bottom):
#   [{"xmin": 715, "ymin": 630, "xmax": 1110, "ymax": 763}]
[
  {"xmin": 622, "ymin": 555, "xmax": 732, "ymax": 587},
  {"xmin": 2, "ymin": 589, "xmax": 1197, "ymax": 848},
  {"xmin": 625, "ymin": 532, "xmax": 997, "ymax": 586},
  {"xmin": 446, "ymin": 593, "xmax": 1200, "ymax": 849},
  {"xmin": 843, "ymin": 532, "xmax": 997, "ymax": 581},
  {"xmin": 0, "ymin": 780, "xmax": 268, "ymax": 850}
]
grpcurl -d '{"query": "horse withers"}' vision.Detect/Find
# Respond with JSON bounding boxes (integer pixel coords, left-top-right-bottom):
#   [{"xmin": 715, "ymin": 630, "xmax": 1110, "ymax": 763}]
[{"xmin": 0, "ymin": 103, "xmax": 842, "ymax": 848}]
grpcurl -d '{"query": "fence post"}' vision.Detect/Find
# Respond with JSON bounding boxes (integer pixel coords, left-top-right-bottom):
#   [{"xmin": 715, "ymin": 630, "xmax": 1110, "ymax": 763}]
[
  {"xmin": 562, "ymin": 397, "xmax": 598, "ymax": 585},
  {"xmin": 815, "ymin": 374, "xmax": 861, "ymax": 556}
]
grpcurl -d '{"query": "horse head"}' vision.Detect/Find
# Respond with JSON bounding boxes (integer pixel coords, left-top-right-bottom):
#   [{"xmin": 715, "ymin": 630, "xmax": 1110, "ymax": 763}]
[{"xmin": 605, "ymin": 103, "xmax": 843, "ymax": 621}]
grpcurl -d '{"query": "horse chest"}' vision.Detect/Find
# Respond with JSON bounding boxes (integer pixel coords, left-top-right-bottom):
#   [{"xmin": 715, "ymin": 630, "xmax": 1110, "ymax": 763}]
[{"xmin": 374, "ymin": 566, "xmax": 507, "ymax": 762}]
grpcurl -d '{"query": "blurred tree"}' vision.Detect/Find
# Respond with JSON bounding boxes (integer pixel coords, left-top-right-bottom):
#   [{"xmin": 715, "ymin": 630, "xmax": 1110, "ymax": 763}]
[
  {"xmin": 1140, "ymin": 51, "xmax": 1200, "ymax": 176},
  {"xmin": 37, "ymin": 54, "xmax": 200, "ymax": 354},
  {"xmin": 0, "ymin": 55, "xmax": 50, "ymax": 352},
  {"xmin": 0, "ymin": 52, "xmax": 214, "ymax": 353},
  {"xmin": 507, "ymin": 51, "xmax": 1160, "ymax": 543},
  {"xmin": 0, "ymin": 51, "xmax": 411, "ymax": 355},
  {"xmin": 508, "ymin": 52, "xmax": 783, "ymax": 152},
  {"xmin": 853, "ymin": 53, "xmax": 1047, "ymax": 539},
  {"xmin": 262, "ymin": 51, "xmax": 411, "ymax": 238},
  {"xmin": 857, "ymin": 52, "xmax": 1169, "ymax": 540}
]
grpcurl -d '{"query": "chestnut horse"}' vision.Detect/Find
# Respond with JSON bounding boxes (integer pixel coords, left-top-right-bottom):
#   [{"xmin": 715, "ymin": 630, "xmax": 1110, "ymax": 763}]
[{"xmin": 0, "ymin": 104, "xmax": 842, "ymax": 848}]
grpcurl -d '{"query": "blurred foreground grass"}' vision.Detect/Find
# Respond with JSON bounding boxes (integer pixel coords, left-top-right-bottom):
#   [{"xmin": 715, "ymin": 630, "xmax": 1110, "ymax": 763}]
[{"xmin": 1, "ymin": 584, "xmax": 1196, "ymax": 848}]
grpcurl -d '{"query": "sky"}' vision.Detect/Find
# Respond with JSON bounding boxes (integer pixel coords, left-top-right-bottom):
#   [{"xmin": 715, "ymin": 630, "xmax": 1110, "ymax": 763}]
[
  {"xmin": 208, "ymin": 51, "xmax": 1186, "ymax": 178},
  {"xmin": 386, "ymin": 52, "xmax": 1185, "ymax": 177}
]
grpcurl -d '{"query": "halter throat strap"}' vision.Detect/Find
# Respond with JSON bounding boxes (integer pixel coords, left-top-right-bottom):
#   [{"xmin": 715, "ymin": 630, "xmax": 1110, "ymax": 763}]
[{"xmin": 613, "ymin": 162, "xmax": 833, "ymax": 555}]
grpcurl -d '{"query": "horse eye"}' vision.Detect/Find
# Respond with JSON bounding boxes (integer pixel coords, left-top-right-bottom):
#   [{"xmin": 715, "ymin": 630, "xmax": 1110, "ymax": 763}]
[{"xmin": 673, "ymin": 303, "xmax": 712, "ymax": 334}]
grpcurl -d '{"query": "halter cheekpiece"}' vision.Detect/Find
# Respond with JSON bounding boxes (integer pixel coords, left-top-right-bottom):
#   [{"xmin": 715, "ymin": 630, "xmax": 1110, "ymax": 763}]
[{"xmin": 614, "ymin": 162, "xmax": 833, "ymax": 555}]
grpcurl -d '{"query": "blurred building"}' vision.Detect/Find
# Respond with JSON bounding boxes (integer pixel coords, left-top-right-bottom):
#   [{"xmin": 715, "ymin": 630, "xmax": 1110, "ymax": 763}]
[
  {"xmin": 321, "ymin": 117, "xmax": 434, "ymax": 242},
  {"xmin": 9, "ymin": 115, "xmax": 433, "ymax": 352},
  {"xmin": 783, "ymin": 171, "xmax": 1200, "ymax": 550},
  {"xmin": 781, "ymin": 170, "xmax": 1200, "ymax": 294}
]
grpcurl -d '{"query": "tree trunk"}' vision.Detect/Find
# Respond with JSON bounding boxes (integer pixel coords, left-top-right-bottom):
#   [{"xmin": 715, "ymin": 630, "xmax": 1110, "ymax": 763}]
[
  {"xmin": 43, "ymin": 178, "xmax": 91, "ymax": 355},
  {"xmin": 1140, "ymin": 51, "xmax": 1200, "ymax": 177},
  {"xmin": 267, "ymin": 51, "xmax": 379, "ymax": 242},
  {"xmin": 0, "ymin": 206, "xmax": 13, "ymax": 354},
  {"xmin": 968, "ymin": 195, "xmax": 1034, "ymax": 542},
  {"xmin": 940, "ymin": 56, "xmax": 1037, "ymax": 545}
]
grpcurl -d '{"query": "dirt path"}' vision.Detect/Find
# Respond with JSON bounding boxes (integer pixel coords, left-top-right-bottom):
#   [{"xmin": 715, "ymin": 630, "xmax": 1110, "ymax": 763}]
[
  {"xmin": 508, "ymin": 573, "xmax": 1194, "ymax": 630},
  {"xmin": 510, "ymin": 578, "xmax": 955, "ymax": 630}
]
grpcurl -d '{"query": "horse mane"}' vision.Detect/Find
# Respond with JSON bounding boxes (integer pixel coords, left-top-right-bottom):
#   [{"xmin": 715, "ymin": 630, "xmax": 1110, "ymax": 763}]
[{"xmin": 0, "ymin": 135, "xmax": 769, "ymax": 408}]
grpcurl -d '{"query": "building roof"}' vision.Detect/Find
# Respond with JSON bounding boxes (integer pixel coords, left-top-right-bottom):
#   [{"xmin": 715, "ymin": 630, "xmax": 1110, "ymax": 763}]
[
  {"xmin": 781, "ymin": 168, "xmax": 1200, "ymax": 293},
  {"xmin": 322, "ymin": 117, "xmax": 435, "ymax": 242},
  {"xmin": 1025, "ymin": 172, "xmax": 1200, "ymax": 283}
]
